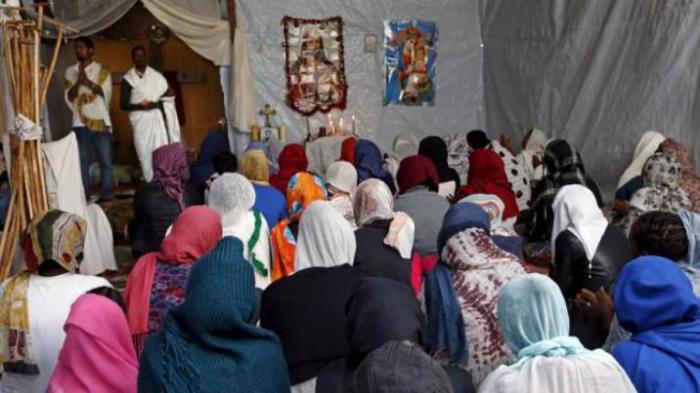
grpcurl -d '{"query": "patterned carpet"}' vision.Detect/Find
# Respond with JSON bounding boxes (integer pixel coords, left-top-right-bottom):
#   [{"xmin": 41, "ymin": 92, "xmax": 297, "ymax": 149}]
[{"xmin": 98, "ymin": 189, "xmax": 137, "ymax": 292}]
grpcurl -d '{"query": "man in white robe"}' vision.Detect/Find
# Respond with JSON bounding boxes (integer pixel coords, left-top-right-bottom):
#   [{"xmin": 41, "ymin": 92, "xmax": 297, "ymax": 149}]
[{"xmin": 120, "ymin": 46, "xmax": 181, "ymax": 182}]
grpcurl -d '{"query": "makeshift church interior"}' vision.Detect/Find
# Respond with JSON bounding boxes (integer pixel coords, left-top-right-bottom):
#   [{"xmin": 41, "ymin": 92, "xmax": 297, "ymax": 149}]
[{"xmin": 0, "ymin": 1, "xmax": 699, "ymax": 392}]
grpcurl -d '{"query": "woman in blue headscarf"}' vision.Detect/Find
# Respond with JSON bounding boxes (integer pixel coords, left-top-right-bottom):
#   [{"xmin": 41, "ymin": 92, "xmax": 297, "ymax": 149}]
[
  {"xmin": 612, "ymin": 256, "xmax": 700, "ymax": 393},
  {"xmin": 479, "ymin": 274, "xmax": 636, "ymax": 393},
  {"xmin": 137, "ymin": 237, "xmax": 290, "ymax": 393},
  {"xmin": 354, "ymin": 139, "xmax": 395, "ymax": 194},
  {"xmin": 189, "ymin": 128, "xmax": 230, "ymax": 191}
]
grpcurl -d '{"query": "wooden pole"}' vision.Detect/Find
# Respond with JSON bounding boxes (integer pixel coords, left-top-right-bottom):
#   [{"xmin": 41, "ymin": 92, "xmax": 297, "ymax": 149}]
[
  {"xmin": 0, "ymin": 6, "xmax": 74, "ymax": 277},
  {"xmin": 40, "ymin": 27, "xmax": 62, "ymax": 109},
  {"xmin": 226, "ymin": 0, "xmax": 237, "ymax": 42}
]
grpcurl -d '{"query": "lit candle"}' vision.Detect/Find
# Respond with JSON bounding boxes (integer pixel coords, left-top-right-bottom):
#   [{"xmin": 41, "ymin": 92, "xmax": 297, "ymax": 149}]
[
  {"xmin": 327, "ymin": 113, "xmax": 332, "ymax": 131},
  {"xmin": 351, "ymin": 115, "xmax": 356, "ymax": 135},
  {"xmin": 338, "ymin": 118, "xmax": 344, "ymax": 135}
]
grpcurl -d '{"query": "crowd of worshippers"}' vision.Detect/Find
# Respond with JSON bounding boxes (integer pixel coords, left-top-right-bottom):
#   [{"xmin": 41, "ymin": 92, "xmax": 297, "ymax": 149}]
[{"xmin": 0, "ymin": 128, "xmax": 699, "ymax": 393}]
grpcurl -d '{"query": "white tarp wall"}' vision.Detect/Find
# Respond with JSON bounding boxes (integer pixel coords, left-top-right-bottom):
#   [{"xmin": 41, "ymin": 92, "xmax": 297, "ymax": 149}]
[
  {"xmin": 482, "ymin": 0, "xmax": 700, "ymax": 197},
  {"xmin": 237, "ymin": 0, "xmax": 700, "ymax": 198},
  {"xmin": 236, "ymin": 0, "xmax": 485, "ymax": 150}
]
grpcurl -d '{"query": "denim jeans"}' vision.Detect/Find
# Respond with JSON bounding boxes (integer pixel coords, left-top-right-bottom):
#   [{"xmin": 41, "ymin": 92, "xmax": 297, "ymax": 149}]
[
  {"xmin": 0, "ymin": 187, "xmax": 10, "ymax": 228},
  {"xmin": 73, "ymin": 127, "xmax": 114, "ymax": 198}
]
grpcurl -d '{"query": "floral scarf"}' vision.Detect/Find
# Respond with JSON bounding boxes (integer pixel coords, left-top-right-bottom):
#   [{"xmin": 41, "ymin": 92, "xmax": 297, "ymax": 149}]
[
  {"xmin": 441, "ymin": 227, "xmax": 526, "ymax": 384},
  {"xmin": 152, "ymin": 142, "xmax": 190, "ymax": 211},
  {"xmin": 660, "ymin": 138, "xmax": 700, "ymax": 212},
  {"xmin": 1, "ymin": 210, "xmax": 86, "ymax": 375},
  {"xmin": 620, "ymin": 153, "xmax": 692, "ymax": 233},
  {"xmin": 271, "ymin": 172, "xmax": 327, "ymax": 280}
]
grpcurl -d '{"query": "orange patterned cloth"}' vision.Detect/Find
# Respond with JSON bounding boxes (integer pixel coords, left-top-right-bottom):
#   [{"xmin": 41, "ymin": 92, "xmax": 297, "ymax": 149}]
[{"xmin": 270, "ymin": 172, "xmax": 327, "ymax": 280}]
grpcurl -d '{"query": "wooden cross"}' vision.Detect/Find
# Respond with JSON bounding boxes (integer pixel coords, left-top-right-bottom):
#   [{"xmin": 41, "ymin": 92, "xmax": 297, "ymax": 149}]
[{"xmin": 259, "ymin": 104, "xmax": 276, "ymax": 128}]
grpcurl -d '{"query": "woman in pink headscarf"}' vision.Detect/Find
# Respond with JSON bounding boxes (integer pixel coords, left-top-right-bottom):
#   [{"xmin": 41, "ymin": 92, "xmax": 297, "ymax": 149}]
[
  {"xmin": 124, "ymin": 206, "xmax": 222, "ymax": 354},
  {"xmin": 47, "ymin": 293, "xmax": 138, "ymax": 393}
]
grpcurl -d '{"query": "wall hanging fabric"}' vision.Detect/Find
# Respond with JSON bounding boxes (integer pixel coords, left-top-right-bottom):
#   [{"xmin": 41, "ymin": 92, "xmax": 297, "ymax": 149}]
[
  {"xmin": 283, "ymin": 16, "xmax": 348, "ymax": 115},
  {"xmin": 384, "ymin": 20, "xmax": 437, "ymax": 106}
]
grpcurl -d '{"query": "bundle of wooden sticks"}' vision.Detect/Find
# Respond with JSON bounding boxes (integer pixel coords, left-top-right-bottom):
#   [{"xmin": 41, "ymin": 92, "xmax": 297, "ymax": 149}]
[{"xmin": 0, "ymin": 5, "xmax": 76, "ymax": 279}]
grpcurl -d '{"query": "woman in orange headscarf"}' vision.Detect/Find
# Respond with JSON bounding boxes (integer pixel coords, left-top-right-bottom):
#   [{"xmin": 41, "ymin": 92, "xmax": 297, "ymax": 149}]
[{"xmin": 270, "ymin": 172, "xmax": 328, "ymax": 280}]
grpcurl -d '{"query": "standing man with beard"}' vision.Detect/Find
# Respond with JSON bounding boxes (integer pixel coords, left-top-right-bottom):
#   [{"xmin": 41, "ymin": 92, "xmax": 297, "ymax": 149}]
[
  {"xmin": 120, "ymin": 46, "xmax": 180, "ymax": 182},
  {"xmin": 64, "ymin": 37, "xmax": 114, "ymax": 202}
]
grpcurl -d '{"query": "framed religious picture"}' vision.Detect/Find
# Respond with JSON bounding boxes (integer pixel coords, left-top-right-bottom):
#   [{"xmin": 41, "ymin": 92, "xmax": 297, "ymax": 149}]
[
  {"xmin": 283, "ymin": 16, "xmax": 348, "ymax": 115},
  {"xmin": 384, "ymin": 20, "xmax": 437, "ymax": 106}
]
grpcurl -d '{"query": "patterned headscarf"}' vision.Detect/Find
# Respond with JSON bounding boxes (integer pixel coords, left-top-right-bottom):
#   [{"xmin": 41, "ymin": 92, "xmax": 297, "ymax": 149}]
[
  {"xmin": 24, "ymin": 209, "xmax": 87, "ymax": 272},
  {"xmin": 239, "ymin": 149, "xmax": 270, "ymax": 184},
  {"xmin": 152, "ymin": 142, "xmax": 190, "ymax": 211},
  {"xmin": 2, "ymin": 210, "xmax": 87, "ymax": 376},
  {"xmin": 440, "ymin": 206, "xmax": 526, "ymax": 384},
  {"xmin": 286, "ymin": 172, "xmax": 328, "ymax": 221},
  {"xmin": 660, "ymin": 138, "xmax": 700, "ymax": 212},
  {"xmin": 526, "ymin": 139, "xmax": 591, "ymax": 241},
  {"xmin": 621, "ymin": 153, "xmax": 693, "ymax": 233}
]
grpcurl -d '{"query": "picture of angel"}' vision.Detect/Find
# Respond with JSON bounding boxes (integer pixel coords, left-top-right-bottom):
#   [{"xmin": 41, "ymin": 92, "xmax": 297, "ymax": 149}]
[
  {"xmin": 384, "ymin": 20, "xmax": 437, "ymax": 106},
  {"xmin": 283, "ymin": 16, "xmax": 348, "ymax": 115}
]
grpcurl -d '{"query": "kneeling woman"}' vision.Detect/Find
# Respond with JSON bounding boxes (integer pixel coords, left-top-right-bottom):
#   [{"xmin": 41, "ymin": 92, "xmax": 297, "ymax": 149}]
[{"xmin": 479, "ymin": 274, "xmax": 636, "ymax": 393}]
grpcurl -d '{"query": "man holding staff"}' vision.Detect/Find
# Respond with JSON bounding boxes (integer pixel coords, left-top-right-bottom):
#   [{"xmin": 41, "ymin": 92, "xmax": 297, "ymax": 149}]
[
  {"xmin": 120, "ymin": 46, "xmax": 180, "ymax": 182},
  {"xmin": 64, "ymin": 37, "xmax": 114, "ymax": 201}
]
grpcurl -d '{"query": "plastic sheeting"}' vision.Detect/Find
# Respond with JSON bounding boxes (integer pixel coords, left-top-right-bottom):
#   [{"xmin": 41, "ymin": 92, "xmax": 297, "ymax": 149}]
[
  {"xmin": 238, "ymin": 0, "xmax": 700, "ymax": 199},
  {"xmin": 236, "ymin": 0, "xmax": 485, "ymax": 151},
  {"xmin": 482, "ymin": 0, "xmax": 700, "ymax": 197}
]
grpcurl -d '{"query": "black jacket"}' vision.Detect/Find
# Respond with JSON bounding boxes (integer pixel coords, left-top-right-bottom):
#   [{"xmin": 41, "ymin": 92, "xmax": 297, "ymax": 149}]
[
  {"xmin": 354, "ymin": 220, "xmax": 411, "ymax": 286},
  {"xmin": 129, "ymin": 182, "xmax": 202, "ymax": 259},
  {"xmin": 552, "ymin": 225, "xmax": 630, "ymax": 348},
  {"xmin": 261, "ymin": 265, "xmax": 365, "ymax": 384}
]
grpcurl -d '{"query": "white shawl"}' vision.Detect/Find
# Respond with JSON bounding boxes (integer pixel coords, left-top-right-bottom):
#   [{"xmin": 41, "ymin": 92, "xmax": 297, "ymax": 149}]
[
  {"xmin": 616, "ymin": 130, "xmax": 666, "ymax": 189},
  {"xmin": 295, "ymin": 201, "xmax": 356, "ymax": 271},
  {"xmin": 552, "ymin": 184, "xmax": 608, "ymax": 261},
  {"xmin": 123, "ymin": 66, "xmax": 181, "ymax": 181},
  {"xmin": 478, "ymin": 349, "xmax": 636, "ymax": 393}
]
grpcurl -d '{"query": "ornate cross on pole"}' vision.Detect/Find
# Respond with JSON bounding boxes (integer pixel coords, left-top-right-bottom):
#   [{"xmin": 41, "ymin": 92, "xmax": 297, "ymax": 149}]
[{"xmin": 259, "ymin": 104, "xmax": 277, "ymax": 128}]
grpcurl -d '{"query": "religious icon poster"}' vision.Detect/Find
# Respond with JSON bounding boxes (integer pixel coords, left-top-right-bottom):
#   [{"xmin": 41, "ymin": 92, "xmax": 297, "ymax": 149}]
[
  {"xmin": 384, "ymin": 20, "xmax": 437, "ymax": 106},
  {"xmin": 283, "ymin": 16, "xmax": 348, "ymax": 115}
]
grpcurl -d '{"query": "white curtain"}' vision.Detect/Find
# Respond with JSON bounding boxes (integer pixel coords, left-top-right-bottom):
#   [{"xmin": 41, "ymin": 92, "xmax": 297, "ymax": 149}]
[
  {"xmin": 50, "ymin": 0, "xmax": 138, "ymax": 37},
  {"xmin": 141, "ymin": 0, "xmax": 231, "ymax": 66},
  {"xmin": 142, "ymin": 0, "xmax": 257, "ymax": 144}
]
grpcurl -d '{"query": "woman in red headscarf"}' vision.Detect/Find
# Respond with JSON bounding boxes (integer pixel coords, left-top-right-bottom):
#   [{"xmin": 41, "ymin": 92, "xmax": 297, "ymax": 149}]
[
  {"xmin": 270, "ymin": 144, "xmax": 308, "ymax": 194},
  {"xmin": 124, "ymin": 206, "xmax": 222, "ymax": 355},
  {"xmin": 339, "ymin": 137, "xmax": 357, "ymax": 164},
  {"xmin": 457, "ymin": 149, "xmax": 519, "ymax": 219}
]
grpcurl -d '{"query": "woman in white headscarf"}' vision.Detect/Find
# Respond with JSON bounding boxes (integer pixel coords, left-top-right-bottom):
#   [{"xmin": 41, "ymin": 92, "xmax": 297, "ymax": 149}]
[
  {"xmin": 208, "ymin": 173, "xmax": 271, "ymax": 289},
  {"xmin": 261, "ymin": 201, "xmax": 359, "ymax": 393},
  {"xmin": 295, "ymin": 201, "xmax": 357, "ymax": 271},
  {"xmin": 551, "ymin": 184, "xmax": 630, "ymax": 349},
  {"xmin": 325, "ymin": 161, "xmax": 358, "ymax": 229},
  {"xmin": 614, "ymin": 131, "xmax": 666, "ymax": 216},
  {"xmin": 353, "ymin": 179, "xmax": 415, "ymax": 289},
  {"xmin": 516, "ymin": 128, "xmax": 550, "ymax": 187},
  {"xmin": 385, "ymin": 132, "xmax": 420, "ymax": 180}
]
